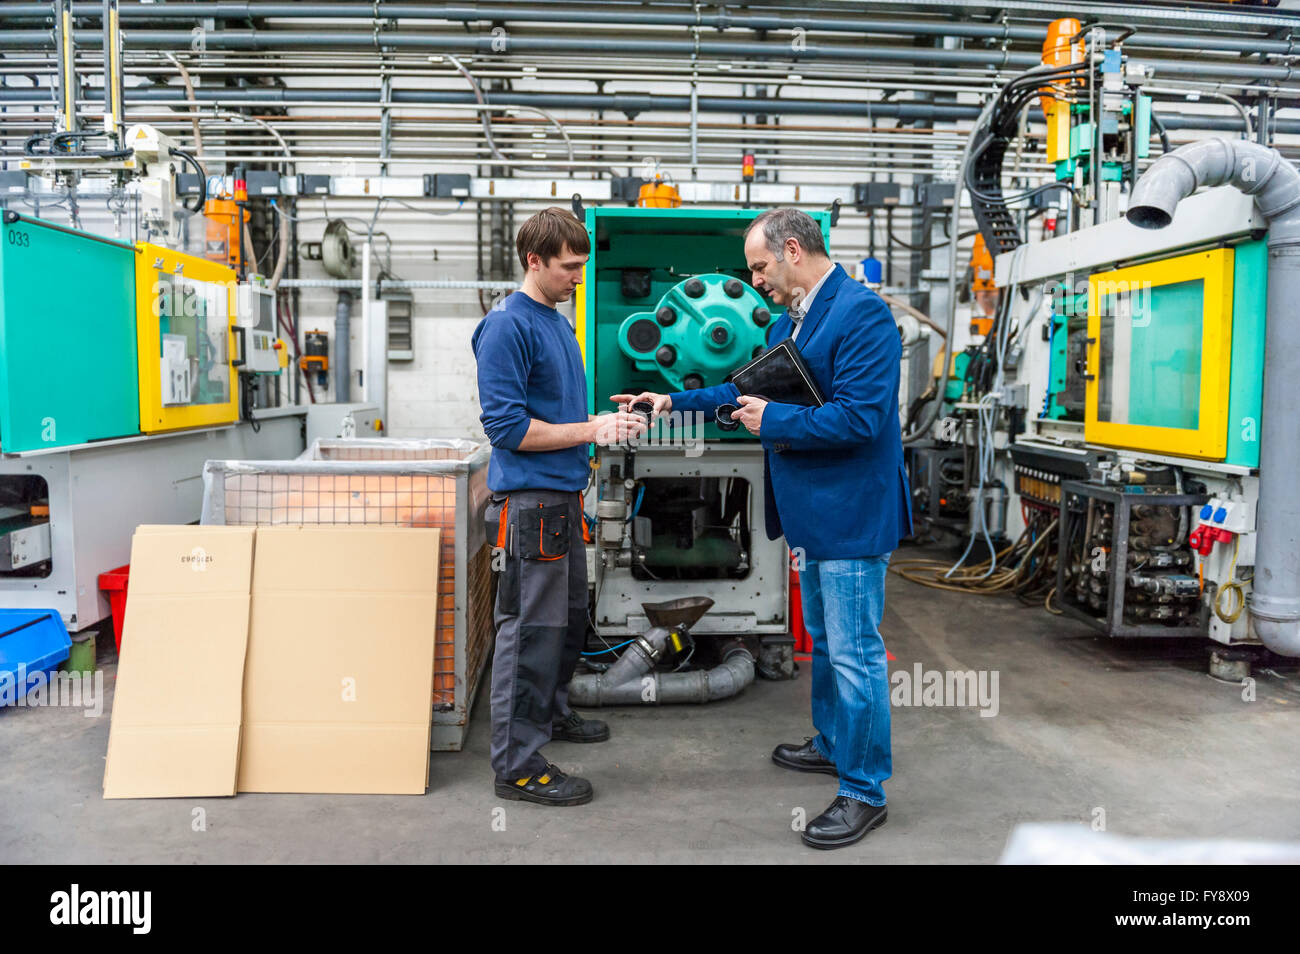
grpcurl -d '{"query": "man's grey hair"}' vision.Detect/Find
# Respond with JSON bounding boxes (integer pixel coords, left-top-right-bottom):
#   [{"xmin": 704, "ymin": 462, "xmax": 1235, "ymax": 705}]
[{"xmin": 744, "ymin": 208, "xmax": 828, "ymax": 261}]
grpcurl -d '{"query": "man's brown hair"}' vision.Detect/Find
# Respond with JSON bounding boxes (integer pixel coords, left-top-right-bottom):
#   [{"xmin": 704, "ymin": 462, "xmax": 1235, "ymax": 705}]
[{"xmin": 515, "ymin": 206, "xmax": 590, "ymax": 272}]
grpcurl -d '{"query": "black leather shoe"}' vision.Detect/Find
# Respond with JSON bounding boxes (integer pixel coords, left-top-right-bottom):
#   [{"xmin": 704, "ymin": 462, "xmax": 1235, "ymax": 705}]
[
  {"xmin": 801, "ymin": 796, "xmax": 887, "ymax": 849},
  {"xmin": 494, "ymin": 763, "xmax": 593, "ymax": 806},
  {"xmin": 771, "ymin": 738, "xmax": 837, "ymax": 776},
  {"xmin": 552, "ymin": 710, "xmax": 610, "ymax": 743}
]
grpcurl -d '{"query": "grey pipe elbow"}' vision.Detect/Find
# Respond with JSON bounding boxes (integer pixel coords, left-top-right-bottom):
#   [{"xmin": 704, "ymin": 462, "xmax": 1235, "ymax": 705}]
[
  {"xmin": 1251, "ymin": 606, "xmax": 1300, "ymax": 658},
  {"xmin": 1128, "ymin": 137, "xmax": 1300, "ymax": 235},
  {"xmin": 565, "ymin": 647, "xmax": 756, "ymax": 707}
]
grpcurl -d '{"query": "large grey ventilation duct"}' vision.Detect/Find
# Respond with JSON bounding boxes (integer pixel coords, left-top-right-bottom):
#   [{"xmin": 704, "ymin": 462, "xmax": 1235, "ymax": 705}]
[{"xmin": 1127, "ymin": 137, "xmax": 1300, "ymax": 657}]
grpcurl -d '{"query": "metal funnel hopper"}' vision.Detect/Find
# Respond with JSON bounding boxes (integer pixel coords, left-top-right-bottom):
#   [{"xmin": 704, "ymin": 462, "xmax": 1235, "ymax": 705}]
[{"xmin": 641, "ymin": 596, "xmax": 714, "ymax": 631}]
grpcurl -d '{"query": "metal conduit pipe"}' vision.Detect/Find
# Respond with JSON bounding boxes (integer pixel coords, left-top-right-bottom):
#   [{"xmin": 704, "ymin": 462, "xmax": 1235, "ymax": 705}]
[
  {"xmin": 0, "ymin": 28, "xmax": 1042, "ymax": 69},
  {"xmin": 5, "ymin": 88, "xmax": 1293, "ymax": 133},
  {"xmin": 3, "ymin": 3, "xmax": 1298, "ymax": 57},
  {"xmin": 1128, "ymin": 138, "xmax": 1300, "ymax": 657},
  {"xmin": 7, "ymin": 2, "xmax": 1299, "ymax": 37},
  {"xmin": 3, "ymin": 28, "xmax": 1296, "ymax": 82},
  {"xmin": 0, "ymin": 86, "xmax": 986, "ymax": 121},
  {"xmin": 1143, "ymin": 88, "xmax": 1253, "ymax": 139}
]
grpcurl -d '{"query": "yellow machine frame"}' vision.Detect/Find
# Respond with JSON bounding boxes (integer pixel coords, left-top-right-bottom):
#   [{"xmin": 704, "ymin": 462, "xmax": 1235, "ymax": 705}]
[
  {"xmin": 134, "ymin": 242, "xmax": 240, "ymax": 432},
  {"xmin": 575, "ymin": 265, "xmax": 588, "ymax": 364},
  {"xmin": 1085, "ymin": 247, "xmax": 1234, "ymax": 460}
]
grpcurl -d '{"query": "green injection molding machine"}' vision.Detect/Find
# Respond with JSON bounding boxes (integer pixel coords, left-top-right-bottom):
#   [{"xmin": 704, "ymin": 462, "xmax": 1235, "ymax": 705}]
[{"xmin": 578, "ymin": 206, "xmax": 831, "ymax": 440}]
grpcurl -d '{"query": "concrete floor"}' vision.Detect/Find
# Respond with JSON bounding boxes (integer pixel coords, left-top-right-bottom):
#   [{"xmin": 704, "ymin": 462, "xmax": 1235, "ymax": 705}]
[{"xmin": 4, "ymin": 554, "xmax": 1299, "ymax": 864}]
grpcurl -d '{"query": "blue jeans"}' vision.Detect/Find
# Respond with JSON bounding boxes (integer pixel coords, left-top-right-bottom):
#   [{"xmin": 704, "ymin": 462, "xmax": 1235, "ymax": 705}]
[{"xmin": 800, "ymin": 554, "xmax": 892, "ymax": 806}]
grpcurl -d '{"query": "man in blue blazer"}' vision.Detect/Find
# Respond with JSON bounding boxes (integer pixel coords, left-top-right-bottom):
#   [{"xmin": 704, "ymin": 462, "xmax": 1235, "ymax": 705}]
[{"xmin": 612, "ymin": 208, "xmax": 911, "ymax": 849}]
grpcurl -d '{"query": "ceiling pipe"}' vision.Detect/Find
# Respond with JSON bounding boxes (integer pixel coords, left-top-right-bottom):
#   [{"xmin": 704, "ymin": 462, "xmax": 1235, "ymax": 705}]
[
  {"xmin": 1128, "ymin": 138, "xmax": 1300, "ymax": 658},
  {"xmin": 1, "ymin": 2, "xmax": 1297, "ymax": 57},
  {"xmin": 0, "ymin": 28, "xmax": 1041, "ymax": 70},
  {"xmin": 8, "ymin": 26, "xmax": 1300, "ymax": 84},
  {"xmin": 3, "ymin": 87, "xmax": 1294, "ymax": 132}
]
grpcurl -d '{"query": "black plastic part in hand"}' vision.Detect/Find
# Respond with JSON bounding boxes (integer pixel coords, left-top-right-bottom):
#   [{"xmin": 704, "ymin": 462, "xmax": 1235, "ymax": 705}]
[{"xmin": 715, "ymin": 403, "xmax": 741, "ymax": 431}]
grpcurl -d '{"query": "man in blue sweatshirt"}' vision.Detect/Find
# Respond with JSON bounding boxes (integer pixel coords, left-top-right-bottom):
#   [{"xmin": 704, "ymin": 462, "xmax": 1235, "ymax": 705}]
[
  {"xmin": 472, "ymin": 207, "xmax": 646, "ymax": 807},
  {"xmin": 613, "ymin": 208, "xmax": 911, "ymax": 848}
]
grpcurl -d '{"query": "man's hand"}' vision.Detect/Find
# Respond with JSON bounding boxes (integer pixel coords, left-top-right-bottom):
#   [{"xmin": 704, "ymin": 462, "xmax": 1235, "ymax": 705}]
[
  {"xmin": 610, "ymin": 391, "xmax": 672, "ymax": 418},
  {"xmin": 590, "ymin": 410, "xmax": 649, "ymax": 445},
  {"xmin": 733, "ymin": 395, "xmax": 767, "ymax": 436}
]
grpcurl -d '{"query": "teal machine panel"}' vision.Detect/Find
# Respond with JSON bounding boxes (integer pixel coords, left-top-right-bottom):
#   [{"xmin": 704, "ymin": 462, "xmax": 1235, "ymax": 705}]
[
  {"xmin": 0, "ymin": 213, "xmax": 140, "ymax": 452},
  {"xmin": 1226, "ymin": 238, "xmax": 1266, "ymax": 468},
  {"xmin": 580, "ymin": 207, "xmax": 831, "ymax": 440}
]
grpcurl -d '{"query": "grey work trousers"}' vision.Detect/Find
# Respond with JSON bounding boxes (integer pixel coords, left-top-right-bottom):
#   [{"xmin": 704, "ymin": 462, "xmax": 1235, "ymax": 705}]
[{"xmin": 484, "ymin": 488, "xmax": 588, "ymax": 780}]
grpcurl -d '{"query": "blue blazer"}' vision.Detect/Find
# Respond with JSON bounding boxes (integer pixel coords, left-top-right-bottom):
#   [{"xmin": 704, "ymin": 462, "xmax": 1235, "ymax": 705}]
[{"xmin": 670, "ymin": 263, "xmax": 912, "ymax": 560}]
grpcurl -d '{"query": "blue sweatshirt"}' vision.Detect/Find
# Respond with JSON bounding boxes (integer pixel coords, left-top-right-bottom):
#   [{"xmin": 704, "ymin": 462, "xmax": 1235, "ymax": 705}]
[{"xmin": 471, "ymin": 291, "xmax": 590, "ymax": 493}]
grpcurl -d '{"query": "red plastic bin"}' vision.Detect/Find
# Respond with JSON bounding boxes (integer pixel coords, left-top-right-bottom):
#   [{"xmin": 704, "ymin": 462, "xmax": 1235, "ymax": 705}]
[
  {"xmin": 790, "ymin": 564, "xmax": 811, "ymax": 654},
  {"xmin": 98, "ymin": 564, "xmax": 130, "ymax": 652}
]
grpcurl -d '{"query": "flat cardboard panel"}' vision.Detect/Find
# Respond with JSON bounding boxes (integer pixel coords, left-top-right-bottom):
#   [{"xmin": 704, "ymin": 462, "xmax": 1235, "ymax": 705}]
[
  {"xmin": 102, "ymin": 727, "xmax": 242, "ymax": 800},
  {"xmin": 125, "ymin": 524, "xmax": 258, "ymax": 596},
  {"xmin": 103, "ymin": 526, "xmax": 255, "ymax": 799},
  {"xmin": 238, "ymin": 725, "xmax": 431, "ymax": 795},
  {"xmin": 108, "ymin": 597, "xmax": 251, "ymax": 725},
  {"xmin": 245, "ymin": 595, "xmax": 436, "ymax": 725},
  {"xmin": 238, "ymin": 526, "xmax": 439, "ymax": 795},
  {"xmin": 251, "ymin": 524, "xmax": 441, "ymax": 593}
]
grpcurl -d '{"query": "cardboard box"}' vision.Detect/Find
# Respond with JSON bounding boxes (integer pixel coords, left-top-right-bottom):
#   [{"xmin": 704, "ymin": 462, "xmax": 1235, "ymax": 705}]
[
  {"xmin": 237, "ymin": 525, "xmax": 439, "ymax": 794},
  {"xmin": 103, "ymin": 525, "xmax": 256, "ymax": 799}
]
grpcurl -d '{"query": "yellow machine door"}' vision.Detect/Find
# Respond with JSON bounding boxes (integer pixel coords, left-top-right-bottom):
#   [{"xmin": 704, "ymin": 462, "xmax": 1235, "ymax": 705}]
[
  {"xmin": 135, "ymin": 242, "xmax": 240, "ymax": 432},
  {"xmin": 1085, "ymin": 247, "xmax": 1234, "ymax": 460}
]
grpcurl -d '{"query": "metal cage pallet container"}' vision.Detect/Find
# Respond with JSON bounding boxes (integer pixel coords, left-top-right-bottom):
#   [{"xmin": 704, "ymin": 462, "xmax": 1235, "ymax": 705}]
[{"xmin": 200, "ymin": 438, "xmax": 492, "ymax": 750}]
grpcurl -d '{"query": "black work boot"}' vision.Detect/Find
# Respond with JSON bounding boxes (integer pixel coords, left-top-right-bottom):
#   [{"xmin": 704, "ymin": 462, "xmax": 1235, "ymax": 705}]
[
  {"xmin": 552, "ymin": 710, "xmax": 611, "ymax": 743},
  {"xmin": 771, "ymin": 738, "xmax": 837, "ymax": 776},
  {"xmin": 801, "ymin": 796, "xmax": 888, "ymax": 849},
  {"xmin": 494, "ymin": 763, "xmax": 593, "ymax": 806}
]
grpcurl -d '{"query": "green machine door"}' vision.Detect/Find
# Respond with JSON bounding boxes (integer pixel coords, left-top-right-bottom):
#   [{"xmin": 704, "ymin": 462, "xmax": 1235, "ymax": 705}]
[{"xmin": 0, "ymin": 213, "xmax": 140, "ymax": 452}]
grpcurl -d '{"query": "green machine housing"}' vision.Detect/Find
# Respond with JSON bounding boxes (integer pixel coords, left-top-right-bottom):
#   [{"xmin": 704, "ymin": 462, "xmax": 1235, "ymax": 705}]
[
  {"xmin": 579, "ymin": 206, "xmax": 832, "ymax": 439},
  {"xmin": 1041, "ymin": 237, "xmax": 1266, "ymax": 468},
  {"xmin": 0, "ymin": 214, "xmax": 140, "ymax": 453}
]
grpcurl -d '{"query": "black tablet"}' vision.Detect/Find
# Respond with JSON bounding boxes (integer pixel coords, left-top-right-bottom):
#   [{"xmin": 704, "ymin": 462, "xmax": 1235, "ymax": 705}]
[{"xmin": 726, "ymin": 337, "xmax": 826, "ymax": 407}]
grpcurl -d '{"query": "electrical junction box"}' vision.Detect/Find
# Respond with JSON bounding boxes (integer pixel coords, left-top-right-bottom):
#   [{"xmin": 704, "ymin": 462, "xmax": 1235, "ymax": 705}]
[
  {"xmin": 422, "ymin": 174, "xmax": 471, "ymax": 198},
  {"xmin": 245, "ymin": 171, "xmax": 280, "ymax": 197},
  {"xmin": 0, "ymin": 171, "xmax": 32, "ymax": 196},
  {"xmin": 853, "ymin": 181, "xmax": 901, "ymax": 210},
  {"xmin": 236, "ymin": 278, "xmax": 282, "ymax": 374},
  {"xmin": 915, "ymin": 182, "xmax": 955, "ymax": 209},
  {"xmin": 1195, "ymin": 496, "xmax": 1256, "ymax": 536},
  {"xmin": 297, "ymin": 174, "xmax": 331, "ymax": 196}
]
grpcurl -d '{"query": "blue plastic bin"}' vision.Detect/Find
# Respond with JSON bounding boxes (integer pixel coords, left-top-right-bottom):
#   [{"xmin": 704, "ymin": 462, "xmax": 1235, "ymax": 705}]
[{"xmin": 0, "ymin": 609, "xmax": 72, "ymax": 705}]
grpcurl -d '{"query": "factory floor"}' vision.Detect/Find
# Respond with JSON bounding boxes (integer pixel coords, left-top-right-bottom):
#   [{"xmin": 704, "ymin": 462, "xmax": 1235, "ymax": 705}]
[{"xmin": 5, "ymin": 547, "xmax": 1299, "ymax": 865}]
